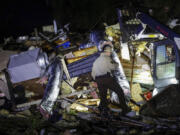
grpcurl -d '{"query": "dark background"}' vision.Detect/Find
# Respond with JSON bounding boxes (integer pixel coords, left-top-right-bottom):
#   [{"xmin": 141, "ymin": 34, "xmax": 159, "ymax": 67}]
[
  {"xmin": 0, "ymin": 0, "xmax": 179, "ymax": 43},
  {"xmin": 0, "ymin": 0, "xmax": 52, "ymax": 42}
]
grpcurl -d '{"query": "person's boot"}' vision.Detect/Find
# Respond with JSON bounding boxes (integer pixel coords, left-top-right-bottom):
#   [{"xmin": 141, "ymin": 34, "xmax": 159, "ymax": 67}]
[
  {"xmin": 98, "ymin": 106, "xmax": 113, "ymax": 120},
  {"xmin": 4, "ymin": 99, "xmax": 17, "ymax": 112}
]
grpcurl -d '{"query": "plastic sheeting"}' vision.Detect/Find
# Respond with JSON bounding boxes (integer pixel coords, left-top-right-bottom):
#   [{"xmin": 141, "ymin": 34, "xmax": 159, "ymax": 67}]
[
  {"xmin": 40, "ymin": 58, "xmax": 63, "ymax": 114},
  {"xmin": 110, "ymin": 51, "xmax": 131, "ymax": 104}
]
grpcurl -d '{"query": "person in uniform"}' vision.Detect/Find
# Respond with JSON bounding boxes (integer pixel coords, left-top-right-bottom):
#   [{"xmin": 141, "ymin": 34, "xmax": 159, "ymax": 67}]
[{"xmin": 91, "ymin": 42, "xmax": 130, "ymax": 116}]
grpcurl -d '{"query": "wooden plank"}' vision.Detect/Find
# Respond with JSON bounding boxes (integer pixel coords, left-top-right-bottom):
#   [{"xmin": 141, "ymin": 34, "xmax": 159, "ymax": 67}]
[
  {"xmin": 17, "ymin": 88, "xmax": 95, "ymax": 108},
  {"xmin": 61, "ymin": 58, "xmax": 75, "ymax": 93}
]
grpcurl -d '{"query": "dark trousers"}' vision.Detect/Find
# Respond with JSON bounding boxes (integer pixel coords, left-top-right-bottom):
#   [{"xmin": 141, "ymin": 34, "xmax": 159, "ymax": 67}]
[{"xmin": 95, "ymin": 75, "xmax": 129, "ymax": 112}]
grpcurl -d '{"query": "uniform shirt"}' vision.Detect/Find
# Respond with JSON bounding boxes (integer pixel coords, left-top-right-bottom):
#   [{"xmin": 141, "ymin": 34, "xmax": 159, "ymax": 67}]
[{"xmin": 91, "ymin": 53, "xmax": 118, "ymax": 80}]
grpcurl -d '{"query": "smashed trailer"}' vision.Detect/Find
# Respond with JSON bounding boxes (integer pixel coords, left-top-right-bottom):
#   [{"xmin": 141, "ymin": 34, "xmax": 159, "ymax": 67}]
[
  {"xmin": 118, "ymin": 8, "xmax": 180, "ymax": 116},
  {"xmin": 3, "ymin": 8, "xmax": 180, "ymax": 118}
]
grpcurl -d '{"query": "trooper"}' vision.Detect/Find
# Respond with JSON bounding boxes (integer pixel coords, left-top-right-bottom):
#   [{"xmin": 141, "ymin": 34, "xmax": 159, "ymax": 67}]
[{"xmin": 91, "ymin": 42, "xmax": 130, "ymax": 117}]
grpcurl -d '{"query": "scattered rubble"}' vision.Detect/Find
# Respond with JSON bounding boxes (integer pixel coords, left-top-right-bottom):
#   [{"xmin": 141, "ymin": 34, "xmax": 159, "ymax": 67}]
[{"xmin": 1, "ymin": 7, "xmax": 180, "ymax": 135}]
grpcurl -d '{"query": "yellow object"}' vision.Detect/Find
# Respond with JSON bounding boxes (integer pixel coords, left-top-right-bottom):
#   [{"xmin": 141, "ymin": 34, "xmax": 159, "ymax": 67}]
[
  {"xmin": 67, "ymin": 46, "xmax": 98, "ymax": 64},
  {"xmin": 70, "ymin": 99, "xmax": 100, "ymax": 112},
  {"xmin": 132, "ymin": 41, "xmax": 148, "ymax": 55},
  {"xmin": 131, "ymin": 83, "xmax": 143, "ymax": 102},
  {"xmin": 148, "ymin": 34, "xmax": 156, "ymax": 38},
  {"xmin": 73, "ymin": 46, "xmax": 98, "ymax": 57},
  {"xmin": 106, "ymin": 27, "xmax": 115, "ymax": 37},
  {"xmin": 67, "ymin": 55, "xmax": 88, "ymax": 64},
  {"xmin": 70, "ymin": 103, "xmax": 89, "ymax": 112},
  {"xmin": 55, "ymin": 39, "xmax": 69, "ymax": 45},
  {"xmin": 120, "ymin": 54, "xmax": 153, "ymax": 85},
  {"xmin": 61, "ymin": 77, "xmax": 78, "ymax": 95},
  {"xmin": 128, "ymin": 102, "xmax": 140, "ymax": 112},
  {"xmin": 77, "ymin": 99, "xmax": 100, "ymax": 106},
  {"xmin": 105, "ymin": 25, "xmax": 121, "ymax": 42}
]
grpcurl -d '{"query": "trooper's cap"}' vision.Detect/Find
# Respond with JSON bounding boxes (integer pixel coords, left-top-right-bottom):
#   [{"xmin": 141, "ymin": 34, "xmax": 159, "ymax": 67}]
[
  {"xmin": 100, "ymin": 41, "xmax": 113, "ymax": 51},
  {"xmin": 102, "ymin": 44, "xmax": 113, "ymax": 52}
]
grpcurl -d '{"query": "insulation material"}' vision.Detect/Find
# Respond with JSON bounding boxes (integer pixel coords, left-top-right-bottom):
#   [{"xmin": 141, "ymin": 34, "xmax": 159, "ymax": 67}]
[
  {"xmin": 105, "ymin": 23, "xmax": 121, "ymax": 51},
  {"xmin": 73, "ymin": 46, "xmax": 98, "ymax": 57},
  {"xmin": 70, "ymin": 99, "xmax": 100, "ymax": 112},
  {"xmin": 131, "ymin": 41, "xmax": 148, "ymax": 56},
  {"xmin": 121, "ymin": 56, "xmax": 153, "ymax": 85},
  {"xmin": 131, "ymin": 83, "xmax": 143, "ymax": 102},
  {"xmin": 61, "ymin": 77, "xmax": 78, "ymax": 95},
  {"xmin": 77, "ymin": 99, "xmax": 100, "ymax": 106},
  {"xmin": 70, "ymin": 103, "xmax": 89, "ymax": 112},
  {"xmin": 124, "ymin": 68, "xmax": 153, "ymax": 84},
  {"xmin": 119, "ymin": 41, "xmax": 153, "ymax": 84},
  {"xmin": 105, "ymin": 23, "xmax": 120, "ymax": 39}
]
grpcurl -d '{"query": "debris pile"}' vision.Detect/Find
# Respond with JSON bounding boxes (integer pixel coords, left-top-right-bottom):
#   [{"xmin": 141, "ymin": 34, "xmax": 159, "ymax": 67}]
[{"xmin": 0, "ymin": 7, "xmax": 180, "ymax": 135}]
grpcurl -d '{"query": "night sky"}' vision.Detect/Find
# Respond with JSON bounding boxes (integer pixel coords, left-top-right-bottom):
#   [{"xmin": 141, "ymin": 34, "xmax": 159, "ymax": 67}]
[
  {"xmin": 0, "ymin": 0, "xmax": 118, "ymax": 43},
  {"xmin": 0, "ymin": 0, "xmax": 53, "ymax": 42},
  {"xmin": 0, "ymin": 0, "xmax": 178, "ymax": 43}
]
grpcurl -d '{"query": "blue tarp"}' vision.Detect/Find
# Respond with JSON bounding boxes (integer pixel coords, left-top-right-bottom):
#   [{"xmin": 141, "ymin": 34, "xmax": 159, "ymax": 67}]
[{"xmin": 56, "ymin": 41, "xmax": 70, "ymax": 49}]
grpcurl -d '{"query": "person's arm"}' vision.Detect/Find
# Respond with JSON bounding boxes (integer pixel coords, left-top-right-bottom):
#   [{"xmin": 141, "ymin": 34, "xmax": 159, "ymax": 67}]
[
  {"xmin": 91, "ymin": 64, "xmax": 98, "ymax": 89},
  {"xmin": 107, "ymin": 57, "xmax": 119, "ymax": 71},
  {"xmin": 91, "ymin": 64, "xmax": 96, "ymax": 81}
]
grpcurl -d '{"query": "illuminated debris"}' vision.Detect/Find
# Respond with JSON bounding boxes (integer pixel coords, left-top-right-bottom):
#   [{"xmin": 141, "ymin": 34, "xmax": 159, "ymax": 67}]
[
  {"xmin": 131, "ymin": 83, "xmax": 143, "ymax": 102},
  {"xmin": 70, "ymin": 99, "xmax": 100, "ymax": 112}
]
